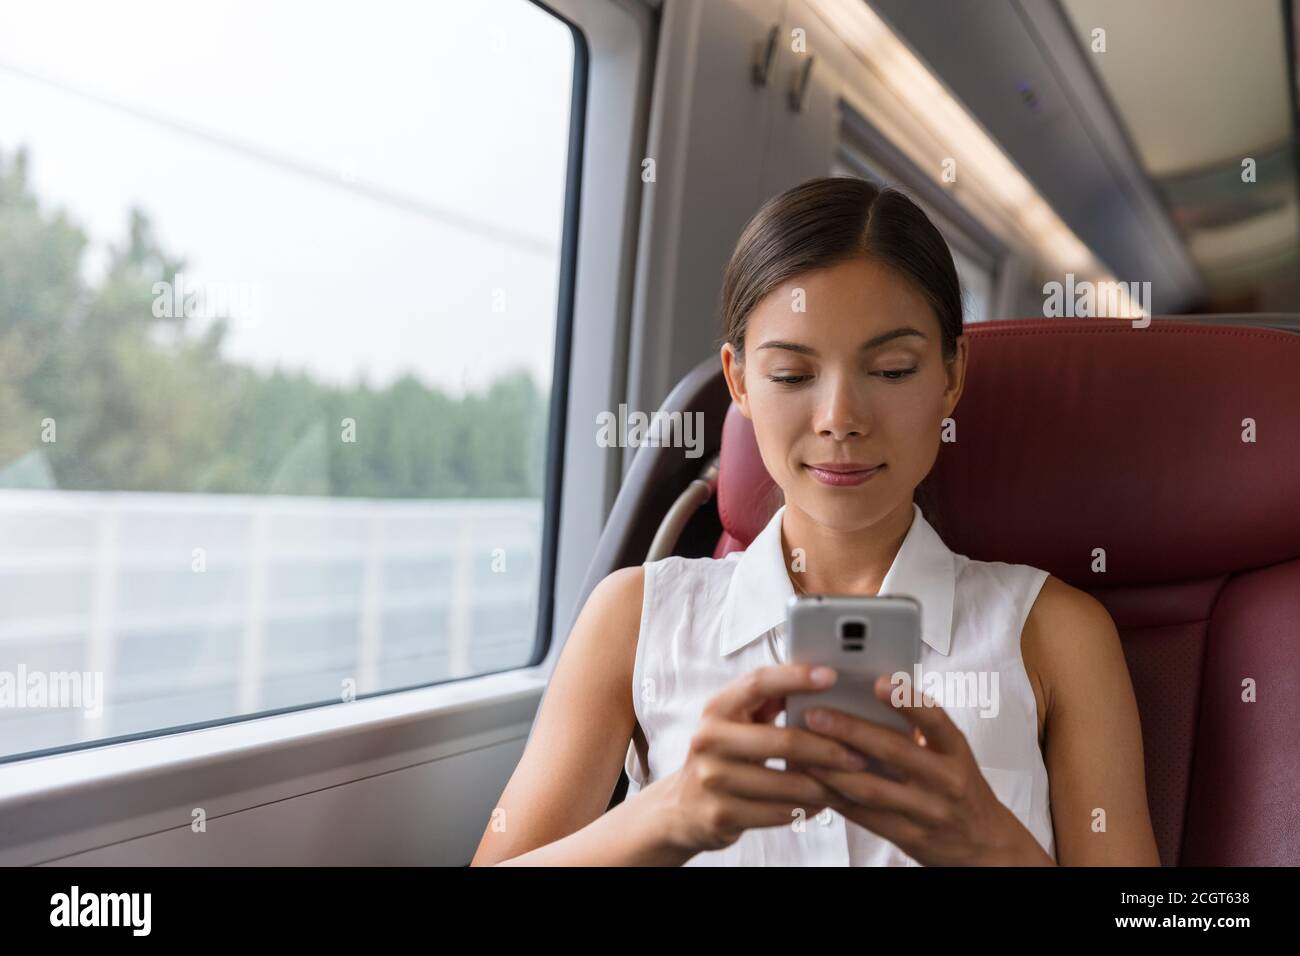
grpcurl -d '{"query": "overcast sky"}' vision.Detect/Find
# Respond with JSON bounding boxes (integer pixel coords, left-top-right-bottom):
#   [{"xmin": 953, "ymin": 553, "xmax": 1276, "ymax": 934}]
[{"xmin": 0, "ymin": 0, "xmax": 573, "ymax": 396}]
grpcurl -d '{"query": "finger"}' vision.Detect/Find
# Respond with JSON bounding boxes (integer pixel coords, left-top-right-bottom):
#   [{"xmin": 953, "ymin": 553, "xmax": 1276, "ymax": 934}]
[
  {"xmin": 786, "ymin": 761, "xmax": 851, "ymax": 812},
  {"xmin": 696, "ymin": 719, "xmax": 871, "ymax": 772},
  {"xmin": 716, "ymin": 797, "xmax": 840, "ymax": 835},
  {"xmin": 787, "ymin": 757, "xmax": 849, "ymax": 790},
  {"xmin": 804, "ymin": 764, "xmax": 949, "ymax": 828},
  {"xmin": 871, "ymin": 673, "xmax": 969, "ymax": 757},
  {"xmin": 705, "ymin": 664, "xmax": 838, "ymax": 722},
  {"xmin": 800, "ymin": 784, "xmax": 928, "ymax": 850},
  {"xmin": 802, "ymin": 706, "xmax": 952, "ymax": 790},
  {"xmin": 706, "ymin": 760, "xmax": 846, "ymax": 809}
]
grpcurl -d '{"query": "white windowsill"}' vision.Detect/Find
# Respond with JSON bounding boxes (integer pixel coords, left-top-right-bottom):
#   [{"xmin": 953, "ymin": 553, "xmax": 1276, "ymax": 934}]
[{"xmin": 0, "ymin": 666, "xmax": 549, "ymax": 808}]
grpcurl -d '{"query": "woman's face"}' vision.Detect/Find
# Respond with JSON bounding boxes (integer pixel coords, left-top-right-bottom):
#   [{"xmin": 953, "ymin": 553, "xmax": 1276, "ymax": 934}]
[{"xmin": 720, "ymin": 256, "xmax": 968, "ymax": 531}]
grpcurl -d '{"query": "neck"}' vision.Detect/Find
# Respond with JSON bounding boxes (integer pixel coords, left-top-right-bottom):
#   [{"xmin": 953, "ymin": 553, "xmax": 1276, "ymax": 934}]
[{"xmin": 780, "ymin": 499, "xmax": 916, "ymax": 595}]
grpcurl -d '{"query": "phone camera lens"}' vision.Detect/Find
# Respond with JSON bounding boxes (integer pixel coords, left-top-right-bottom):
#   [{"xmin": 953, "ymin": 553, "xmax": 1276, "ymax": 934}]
[{"xmin": 841, "ymin": 620, "xmax": 865, "ymax": 639}]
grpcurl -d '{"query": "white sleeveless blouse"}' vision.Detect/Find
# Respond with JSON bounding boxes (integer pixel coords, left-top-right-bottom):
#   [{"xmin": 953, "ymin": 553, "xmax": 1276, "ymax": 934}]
[{"xmin": 622, "ymin": 502, "xmax": 1056, "ymax": 866}]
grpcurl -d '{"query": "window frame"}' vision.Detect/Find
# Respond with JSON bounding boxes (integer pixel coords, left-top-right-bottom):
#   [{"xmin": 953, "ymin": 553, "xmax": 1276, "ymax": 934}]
[
  {"xmin": 0, "ymin": 0, "xmax": 655, "ymax": 865},
  {"xmin": 0, "ymin": 0, "xmax": 583, "ymax": 768}
]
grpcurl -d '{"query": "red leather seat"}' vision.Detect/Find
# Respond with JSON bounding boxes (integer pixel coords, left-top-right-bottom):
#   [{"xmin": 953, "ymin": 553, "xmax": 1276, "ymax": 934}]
[{"xmin": 711, "ymin": 318, "xmax": 1300, "ymax": 866}]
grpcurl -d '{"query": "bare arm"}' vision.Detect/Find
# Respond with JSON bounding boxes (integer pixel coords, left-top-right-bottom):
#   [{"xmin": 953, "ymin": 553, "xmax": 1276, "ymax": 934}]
[
  {"xmin": 1024, "ymin": 576, "xmax": 1162, "ymax": 866},
  {"xmin": 470, "ymin": 565, "xmax": 684, "ymax": 865}
]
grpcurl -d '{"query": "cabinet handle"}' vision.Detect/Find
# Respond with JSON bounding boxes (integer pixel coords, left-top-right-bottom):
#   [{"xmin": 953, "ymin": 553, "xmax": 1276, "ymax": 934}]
[
  {"xmin": 789, "ymin": 54, "xmax": 815, "ymax": 112},
  {"xmin": 752, "ymin": 24, "xmax": 778, "ymax": 86}
]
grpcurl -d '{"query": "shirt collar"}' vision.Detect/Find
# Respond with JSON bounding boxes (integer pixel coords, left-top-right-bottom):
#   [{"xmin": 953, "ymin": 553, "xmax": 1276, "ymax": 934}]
[{"xmin": 718, "ymin": 502, "xmax": 955, "ymax": 657}]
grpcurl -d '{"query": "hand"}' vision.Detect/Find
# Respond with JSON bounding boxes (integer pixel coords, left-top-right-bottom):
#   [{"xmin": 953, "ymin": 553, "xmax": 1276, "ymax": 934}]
[
  {"xmin": 650, "ymin": 664, "xmax": 875, "ymax": 857},
  {"xmin": 796, "ymin": 674, "xmax": 1054, "ymax": 866}
]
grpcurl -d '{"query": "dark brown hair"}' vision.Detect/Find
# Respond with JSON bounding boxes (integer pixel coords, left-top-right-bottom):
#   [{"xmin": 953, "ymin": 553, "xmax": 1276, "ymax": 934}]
[{"xmin": 720, "ymin": 176, "xmax": 963, "ymax": 361}]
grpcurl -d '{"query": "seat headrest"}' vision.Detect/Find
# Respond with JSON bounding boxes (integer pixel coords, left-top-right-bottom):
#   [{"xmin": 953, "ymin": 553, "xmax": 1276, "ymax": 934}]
[
  {"xmin": 715, "ymin": 318, "xmax": 1300, "ymax": 585},
  {"xmin": 717, "ymin": 402, "xmax": 780, "ymax": 548}
]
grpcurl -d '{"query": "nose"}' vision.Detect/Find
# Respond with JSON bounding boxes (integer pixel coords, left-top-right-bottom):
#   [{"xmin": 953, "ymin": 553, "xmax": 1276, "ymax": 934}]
[{"xmin": 813, "ymin": 372, "xmax": 870, "ymax": 441}]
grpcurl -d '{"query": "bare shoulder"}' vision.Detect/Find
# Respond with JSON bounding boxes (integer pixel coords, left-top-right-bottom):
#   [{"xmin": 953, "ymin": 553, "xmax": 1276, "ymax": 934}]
[
  {"xmin": 565, "ymin": 565, "xmax": 646, "ymax": 682},
  {"xmin": 1025, "ymin": 574, "xmax": 1117, "ymax": 641},
  {"xmin": 585, "ymin": 564, "xmax": 646, "ymax": 616},
  {"xmin": 1022, "ymin": 574, "xmax": 1127, "ymax": 732}
]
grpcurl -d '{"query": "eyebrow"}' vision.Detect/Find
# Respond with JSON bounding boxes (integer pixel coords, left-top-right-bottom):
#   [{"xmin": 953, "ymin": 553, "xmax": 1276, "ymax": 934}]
[{"xmin": 754, "ymin": 327, "xmax": 928, "ymax": 356}]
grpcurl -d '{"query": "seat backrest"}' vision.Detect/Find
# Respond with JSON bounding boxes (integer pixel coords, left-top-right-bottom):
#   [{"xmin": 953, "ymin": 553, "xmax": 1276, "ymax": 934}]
[{"xmin": 712, "ymin": 317, "xmax": 1300, "ymax": 866}]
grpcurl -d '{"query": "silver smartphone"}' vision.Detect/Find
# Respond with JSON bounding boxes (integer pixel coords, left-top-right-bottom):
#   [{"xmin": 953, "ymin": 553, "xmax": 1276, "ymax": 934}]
[{"xmin": 786, "ymin": 594, "xmax": 922, "ymax": 777}]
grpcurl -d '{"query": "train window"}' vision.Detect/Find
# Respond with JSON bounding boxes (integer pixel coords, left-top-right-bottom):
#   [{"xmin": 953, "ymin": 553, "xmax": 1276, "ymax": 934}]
[
  {"xmin": 0, "ymin": 0, "xmax": 577, "ymax": 760},
  {"xmin": 949, "ymin": 246, "xmax": 994, "ymax": 325}
]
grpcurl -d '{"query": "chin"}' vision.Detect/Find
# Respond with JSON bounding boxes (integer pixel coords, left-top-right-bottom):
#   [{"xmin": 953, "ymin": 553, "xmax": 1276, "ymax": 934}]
[{"xmin": 794, "ymin": 484, "xmax": 890, "ymax": 529}]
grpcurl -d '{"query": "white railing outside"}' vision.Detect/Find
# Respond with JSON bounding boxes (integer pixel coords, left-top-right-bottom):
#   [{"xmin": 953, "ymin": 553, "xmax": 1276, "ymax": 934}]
[{"xmin": 0, "ymin": 490, "xmax": 543, "ymax": 758}]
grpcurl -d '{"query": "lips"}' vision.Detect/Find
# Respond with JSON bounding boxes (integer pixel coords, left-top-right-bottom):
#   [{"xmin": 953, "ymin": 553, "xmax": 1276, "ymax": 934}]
[
  {"xmin": 805, "ymin": 462, "xmax": 881, "ymax": 473},
  {"xmin": 803, "ymin": 462, "xmax": 885, "ymax": 487}
]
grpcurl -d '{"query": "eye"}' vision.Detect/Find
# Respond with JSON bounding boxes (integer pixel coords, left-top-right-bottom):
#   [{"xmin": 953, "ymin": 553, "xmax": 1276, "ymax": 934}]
[
  {"xmin": 873, "ymin": 367, "xmax": 918, "ymax": 382},
  {"xmin": 767, "ymin": 374, "xmax": 810, "ymax": 386}
]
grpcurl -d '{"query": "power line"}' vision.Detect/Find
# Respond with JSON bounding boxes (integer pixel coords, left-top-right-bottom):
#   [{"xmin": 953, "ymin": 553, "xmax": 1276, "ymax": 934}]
[{"xmin": 0, "ymin": 59, "xmax": 559, "ymax": 258}]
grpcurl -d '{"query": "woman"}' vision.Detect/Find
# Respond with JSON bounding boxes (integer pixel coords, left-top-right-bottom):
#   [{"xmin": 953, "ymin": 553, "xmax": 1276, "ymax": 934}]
[{"xmin": 471, "ymin": 176, "xmax": 1160, "ymax": 866}]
